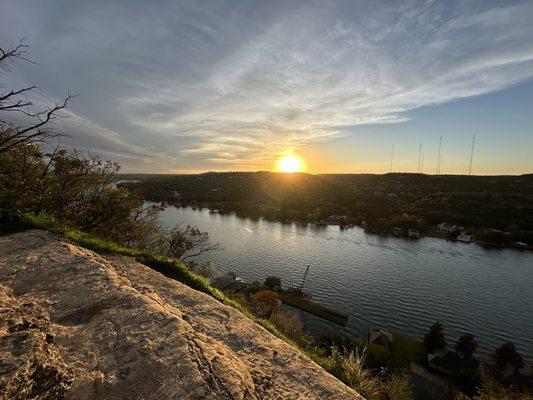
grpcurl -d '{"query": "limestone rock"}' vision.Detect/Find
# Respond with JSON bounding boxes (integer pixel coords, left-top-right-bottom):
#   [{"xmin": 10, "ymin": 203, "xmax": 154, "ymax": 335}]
[{"xmin": 0, "ymin": 230, "xmax": 362, "ymax": 399}]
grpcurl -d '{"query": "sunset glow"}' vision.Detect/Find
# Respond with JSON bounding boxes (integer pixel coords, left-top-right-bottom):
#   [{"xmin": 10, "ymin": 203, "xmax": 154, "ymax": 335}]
[{"xmin": 277, "ymin": 155, "xmax": 304, "ymax": 173}]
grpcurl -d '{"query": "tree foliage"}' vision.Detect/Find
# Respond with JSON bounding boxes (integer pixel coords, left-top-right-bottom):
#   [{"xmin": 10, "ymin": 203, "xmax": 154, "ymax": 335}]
[
  {"xmin": 159, "ymin": 225, "xmax": 220, "ymax": 261},
  {"xmin": 455, "ymin": 333, "xmax": 478, "ymax": 359},
  {"xmin": 0, "ymin": 144, "xmax": 217, "ymax": 265},
  {"xmin": 250, "ymin": 290, "xmax": 279, "ymax": 318},
  {"xmin": 423, "ymin": 321, "xmax": 447, "ymax": 354},
  {"xmin": 492, "ymin": 342, "xmax": 524, "ymax": 372},
  {"xmin": 263, "ymin": 276, "xmax": 282, "ymax": 292}
]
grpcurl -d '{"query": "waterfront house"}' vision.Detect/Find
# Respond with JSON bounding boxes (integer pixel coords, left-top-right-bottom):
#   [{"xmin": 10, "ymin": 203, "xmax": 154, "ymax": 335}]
[
  {"xmin": 210, "ymin": 272, "xmax": 249, "ymax": 292},
  {"xmin": 485, "ymin": 365, "xmax": 533, "ymax": 392},
  {"xmin": 368, "ymin": 328, "xmax": 393, "ymax": 348},
  {"xmin": 436, "ymin": 223, "xmax": 463, "ymax": 233},
  {"xmin": 456, "ymin": 233, "xmax": 473, "ymax": 243},
  {"xmin": 427, "ymin": 352, "xmax": 532, "ymax": 392},
  {"xmin": 318, "ymin": 214, "xmax": 347, "ymax": 226},
  {"xmin": 428, "ymin": 351, "xmax": 479, "ymax": 376},
  {"xmin": 436, "ymin": 222, "xmax": 449, "ymax": 232},
  {"xmin": 408, "ymin": 229, "xmax": 420, "ymax": 239}
]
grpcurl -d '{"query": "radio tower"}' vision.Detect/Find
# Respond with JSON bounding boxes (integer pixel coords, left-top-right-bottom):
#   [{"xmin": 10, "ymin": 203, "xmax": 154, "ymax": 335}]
[
  {"xmin": 436, "ymin": 136, "xmax": 442, "ymax": 175},
  {"xmin": 390, "ymin": 144, "xmax": 394, "ymax": 173},
  {"xmin": 417, "ymin": 143, "xmax": 422, "ymax": 173},
  {"xmin": 468, "ymin": 135, "xmax": 476, "ymax": 176},
  {"xmin": 262, "ymin": 137, "xmax": 266, "ymax": 171}
]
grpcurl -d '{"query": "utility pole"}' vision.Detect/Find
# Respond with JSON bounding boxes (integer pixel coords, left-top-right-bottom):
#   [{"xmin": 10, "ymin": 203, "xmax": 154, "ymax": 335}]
[
  {"xmin": 468, "ymin": 135, "xmax": 476, "ymax": 176},
  {"xmin": 420, "ymin": 151, "xmax": 424, "ymax": 174}
]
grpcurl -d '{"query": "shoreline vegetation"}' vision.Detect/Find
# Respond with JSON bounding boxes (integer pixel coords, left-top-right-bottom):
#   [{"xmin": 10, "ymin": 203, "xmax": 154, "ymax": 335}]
[{"xmin": 119, "ymin": 172, "xmax": 533, "ymax": 251}]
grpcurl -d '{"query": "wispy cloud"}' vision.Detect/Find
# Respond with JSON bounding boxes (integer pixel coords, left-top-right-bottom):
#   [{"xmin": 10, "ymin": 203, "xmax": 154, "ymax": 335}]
[{"xmin": 1, "ymin": 0, "xmax": 533, "ymax": 171}]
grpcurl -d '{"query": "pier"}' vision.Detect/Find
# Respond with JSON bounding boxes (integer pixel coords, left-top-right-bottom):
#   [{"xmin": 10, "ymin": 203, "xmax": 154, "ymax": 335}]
[{"xmin": 279, "ymin": 293, "xmax": 349, "ymax": 326}]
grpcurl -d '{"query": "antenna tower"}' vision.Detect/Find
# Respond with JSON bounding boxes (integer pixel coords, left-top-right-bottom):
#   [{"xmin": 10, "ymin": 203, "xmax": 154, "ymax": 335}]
[
  {"xmin": 468, "ymin": 135, "xmax": 476, "ymax": 176},
  {"xmin": 436, "ymin": 136, "xmax": 442, "ymax": 175},
  {"xmin": 390, "ymin": 144, "xmax": 394, "ymax": 173},
  {"xmin": 417, "ymin": 143, "xmax": 422, "ymax": 173}
]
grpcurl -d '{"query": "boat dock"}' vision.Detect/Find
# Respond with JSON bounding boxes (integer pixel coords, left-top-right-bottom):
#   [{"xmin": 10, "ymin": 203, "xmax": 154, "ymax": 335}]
[{"xmin": 279, "ymin": 293, "xmax": 349, "ymax": 326}]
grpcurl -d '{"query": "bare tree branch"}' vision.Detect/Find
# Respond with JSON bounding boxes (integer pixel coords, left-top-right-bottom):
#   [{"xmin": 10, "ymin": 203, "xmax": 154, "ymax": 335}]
[
  {"xmin": 0, "ymin": 86, "xmax": 36, "ymax": 103},
  {"xmin": 0, "ymin": 41, "xmax": 71, "ymax": 155},
  {"xmin": 0, "ymin": 39, "xmax": 37, "ymax": 66}
]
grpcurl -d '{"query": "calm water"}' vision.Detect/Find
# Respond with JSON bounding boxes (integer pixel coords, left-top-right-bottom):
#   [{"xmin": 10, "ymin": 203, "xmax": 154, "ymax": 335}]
[{"xmin": 158, "ymin": 205, "xmax": 533, "ymax": 362}]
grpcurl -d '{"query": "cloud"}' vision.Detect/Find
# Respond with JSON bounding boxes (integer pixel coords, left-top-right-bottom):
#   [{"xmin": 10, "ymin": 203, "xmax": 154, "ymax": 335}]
[{"xmin": 1, "ymin": 0, "xmax": 533, "ymax": 171}]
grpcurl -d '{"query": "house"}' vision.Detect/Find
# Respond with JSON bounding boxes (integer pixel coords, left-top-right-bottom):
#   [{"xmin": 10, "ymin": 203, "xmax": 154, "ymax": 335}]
[
  {"xmin": 436, "ymin": 223, "xmax": 450, "ymax": 232},
  {"xmin": 428, "ymin": 351, "xmax": 479, "ymax": 376},
  {"xmin": 210, "ymin": 272, "xmax": 249, "ymax": 292},
  {"xmin": 368, "ymin": 328, "xmax": 394, "ymax": 348},
  {"xmin": 485, "ymin": 365, "xmax": 532, "ymax": 392},
  {"xmin": 318, "ymin": 215, "xmax": 348, "ymax": 226},
  {"xmin": 409, "ymin": 229, "xmax": 420, "ymax": 239},
  {"xmin": 456, "ymin": 233, "xmax": 473, "ymax": 243},
  {"xmin": 436, "ymin": 223, "xmax": 463, "ymax": 233}
]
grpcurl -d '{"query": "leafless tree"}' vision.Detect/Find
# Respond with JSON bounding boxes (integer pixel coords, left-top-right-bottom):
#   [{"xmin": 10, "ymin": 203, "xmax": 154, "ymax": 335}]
[{"xmin": 0, "ymin": 40, "xmax": 72, "ymax": 155}]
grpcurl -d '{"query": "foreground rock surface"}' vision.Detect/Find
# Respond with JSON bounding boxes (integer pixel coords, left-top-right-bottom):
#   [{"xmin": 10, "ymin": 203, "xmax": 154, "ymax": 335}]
[{"xmin": 0, "ymin": 230, "xmax": 361, "ymax": 400}]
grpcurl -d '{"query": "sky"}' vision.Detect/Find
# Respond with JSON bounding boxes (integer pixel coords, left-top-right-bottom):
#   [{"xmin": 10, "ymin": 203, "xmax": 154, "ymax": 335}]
[{"xmin": 1, "ymin": 0, "xmax": 532, "ymax": 175}]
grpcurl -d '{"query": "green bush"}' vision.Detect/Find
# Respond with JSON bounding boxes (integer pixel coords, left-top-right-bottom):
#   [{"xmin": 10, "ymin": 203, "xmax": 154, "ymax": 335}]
[{"xmin": 365, "ymin": 344, "xmax": 391, "ymax": 369}]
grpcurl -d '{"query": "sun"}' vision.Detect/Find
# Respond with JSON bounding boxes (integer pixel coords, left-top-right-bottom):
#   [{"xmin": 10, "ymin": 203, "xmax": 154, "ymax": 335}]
[{"xmin": 277, "ymin": 155, "xmax": 304, "ymax": 173}]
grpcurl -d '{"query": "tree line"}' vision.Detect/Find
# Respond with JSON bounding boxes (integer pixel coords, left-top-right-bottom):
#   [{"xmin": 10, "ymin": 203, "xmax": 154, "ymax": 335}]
[{"xmin": 123, "ymin": 170, "xmax": 533, "ymax": 247}]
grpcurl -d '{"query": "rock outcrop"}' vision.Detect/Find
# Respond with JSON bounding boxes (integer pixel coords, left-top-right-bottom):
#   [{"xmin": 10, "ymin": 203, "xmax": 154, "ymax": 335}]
[{"xmin": 0, "ymin": 230, "xmax": 362, "ymax": 399}]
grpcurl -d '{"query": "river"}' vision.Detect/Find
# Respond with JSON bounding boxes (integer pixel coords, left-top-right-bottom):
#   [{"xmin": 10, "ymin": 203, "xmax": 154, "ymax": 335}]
[{"xmin": 157, "ymin": 205, "xmax": 533, "ymax": 362}]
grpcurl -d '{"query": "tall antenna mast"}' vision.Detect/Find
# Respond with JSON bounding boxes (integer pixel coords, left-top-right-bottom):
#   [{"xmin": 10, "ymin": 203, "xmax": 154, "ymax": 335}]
[
  {"xmin": 417, "ymin": 143, "xmax": 422, "ymax": 173},
  {"xmin": 420, "ymin": 151, "xmax": 424, "ymax": 174},
  {"xmin": 390, "ymin": 144, "xmax": 394, "ymax": 173},
  {"xmin": 436, "ymin": 136, "xmax": 442, "ymax": 175},
  {"xmin": 468, "ymin": 135, "xmax": 476, "ymax": 176}
]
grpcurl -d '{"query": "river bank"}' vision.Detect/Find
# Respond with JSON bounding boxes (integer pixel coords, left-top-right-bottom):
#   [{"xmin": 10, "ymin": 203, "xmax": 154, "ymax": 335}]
[{"xmin": 167, "ymin": 201, "xmax": 532, "ymax": 252}]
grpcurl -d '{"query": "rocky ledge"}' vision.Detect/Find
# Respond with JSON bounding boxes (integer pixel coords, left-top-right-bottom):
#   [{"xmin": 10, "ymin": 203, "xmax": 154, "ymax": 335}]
[{"xmin": 0, "ymin": 230, "xmax": 361, "ymax": 400}]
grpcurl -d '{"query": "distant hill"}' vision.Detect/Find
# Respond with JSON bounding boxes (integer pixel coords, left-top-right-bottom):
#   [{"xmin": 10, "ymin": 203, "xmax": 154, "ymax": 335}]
[{"xmin": 119, "ymin": 172, "xmax": 533, "ymax": 243}]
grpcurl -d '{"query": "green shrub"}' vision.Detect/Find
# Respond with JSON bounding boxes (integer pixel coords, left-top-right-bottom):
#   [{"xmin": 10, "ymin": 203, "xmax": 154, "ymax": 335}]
[
  {"xmin": 382, "ymin": 373, "xmax": 413, "ymax": 400},
  {"xmin": 365, "ymin": 343, "xmax": 391, "ymax": 369}
]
